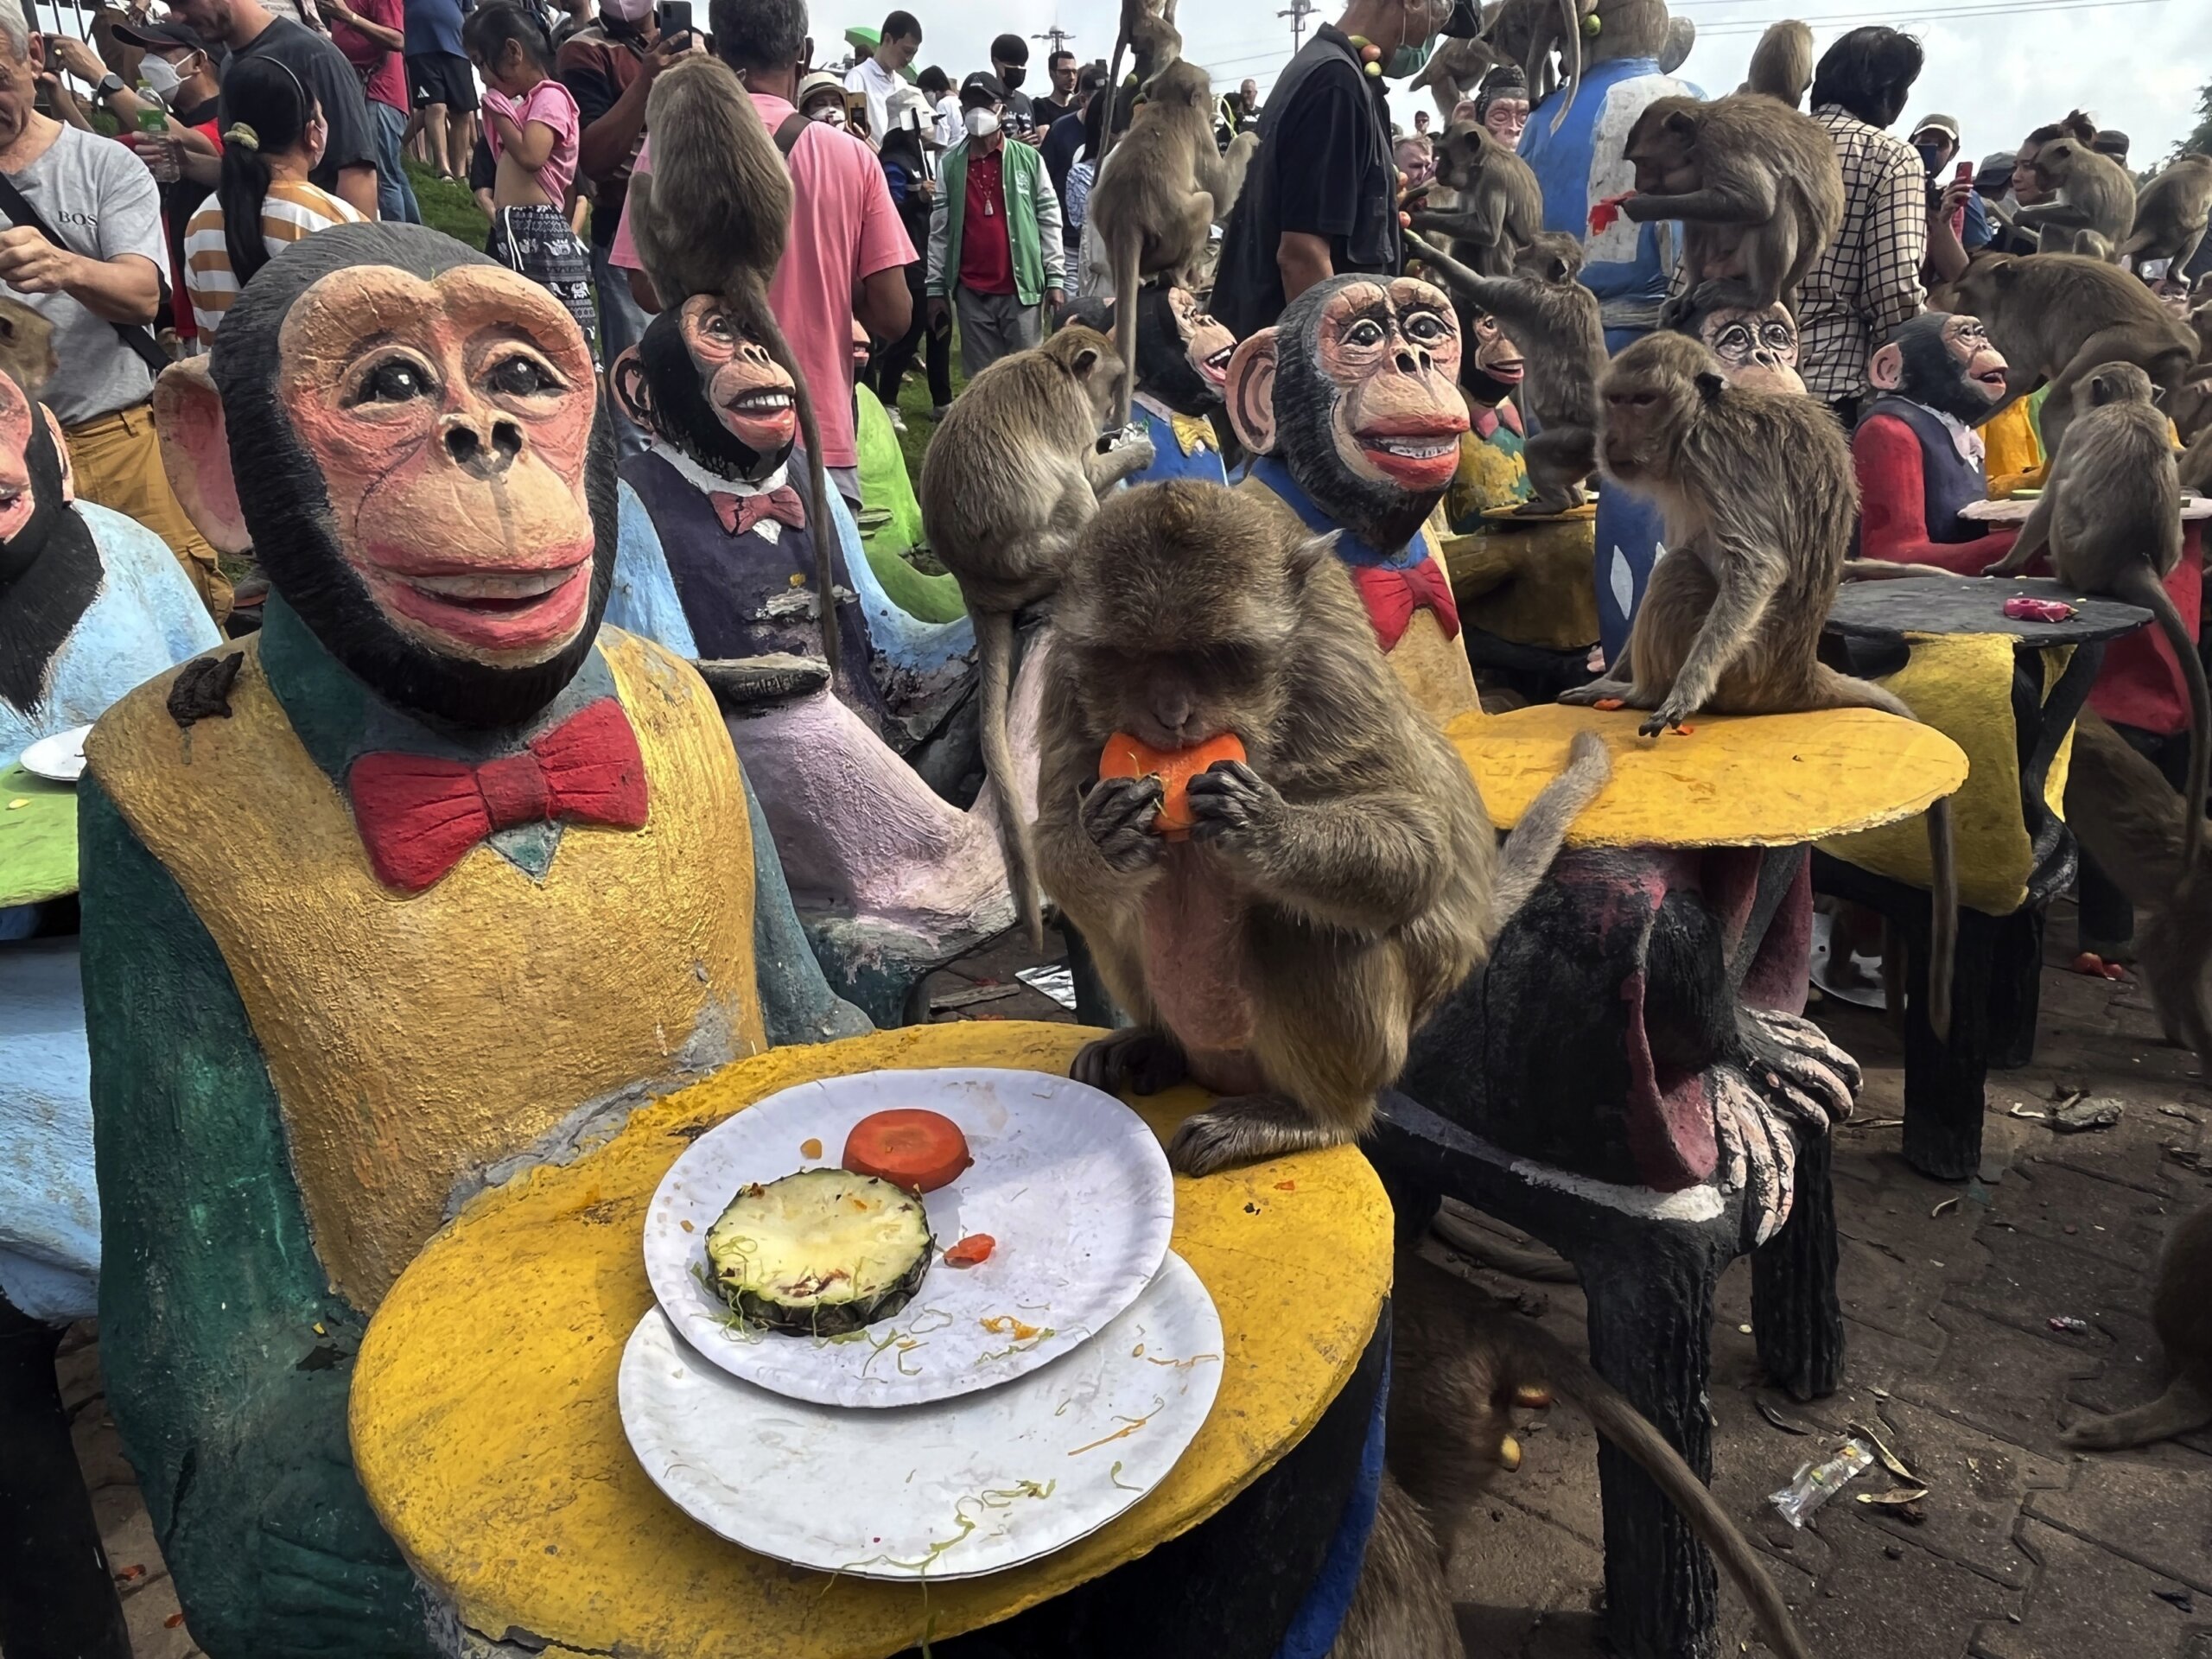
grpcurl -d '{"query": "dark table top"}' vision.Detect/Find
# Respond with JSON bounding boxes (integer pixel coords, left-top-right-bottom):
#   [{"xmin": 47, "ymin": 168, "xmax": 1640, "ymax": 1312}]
[{"xmin": 1824, "ymin": 574, "xmax": 2152, "ymax": 647}]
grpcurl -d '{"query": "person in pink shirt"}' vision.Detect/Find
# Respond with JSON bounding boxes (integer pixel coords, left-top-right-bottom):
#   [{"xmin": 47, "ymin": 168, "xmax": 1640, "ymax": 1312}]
[
  {"xmin": 320, "ymin": 0, "xmax": 418, "ymax": 222},
  {"xmin": 466, "ymin": 1, "xmax": 596, "ymax": 355},
  {"xmin": 612, "ymin": 0, "xmax": 913, "ymax": 505}
]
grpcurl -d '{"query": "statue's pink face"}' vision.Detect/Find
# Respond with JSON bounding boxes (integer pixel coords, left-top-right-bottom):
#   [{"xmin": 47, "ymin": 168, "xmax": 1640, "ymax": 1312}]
[{"xmin": 1483, "ymin": 98, "xmax": 1529, "ymax": 148}]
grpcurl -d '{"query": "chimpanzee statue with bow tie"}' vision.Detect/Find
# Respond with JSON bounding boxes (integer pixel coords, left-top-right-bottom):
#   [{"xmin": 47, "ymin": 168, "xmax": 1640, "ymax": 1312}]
[
  {"xmin": 611, "ymin": 296, "xmax": 888, "ymax": 729},
  {"xmin": 1224, "ymin": 272, "xmax": 1478, "ymax": 726},
  {"xmin": 79, "ymin": 224, "xmax": 861, "ymax": 1658}
]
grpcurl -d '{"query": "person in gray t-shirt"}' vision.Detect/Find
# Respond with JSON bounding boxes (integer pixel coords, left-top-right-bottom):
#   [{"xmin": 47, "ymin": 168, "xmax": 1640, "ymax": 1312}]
[{"xmin": 0, "ymin": 2, "xmax": 227, "ymax": 616}]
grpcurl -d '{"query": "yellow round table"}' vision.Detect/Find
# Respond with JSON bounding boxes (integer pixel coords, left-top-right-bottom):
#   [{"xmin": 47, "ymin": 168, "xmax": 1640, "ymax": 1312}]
[
  {"xmin": 351, "ymin": 1023, "xmax": 1392, "ymax": 1659},
  {"xmin": 1449, "ymin": 703, "xmax": 1969, "ymax": 845}
]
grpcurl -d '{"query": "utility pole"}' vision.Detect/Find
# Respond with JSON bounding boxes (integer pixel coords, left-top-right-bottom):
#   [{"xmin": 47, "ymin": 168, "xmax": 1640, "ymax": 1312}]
[
  {"xmin": 1278, "ymin": 0, "xmax": 1313, "ymax": 53},
  {"xmin": 1032, "ymin": 24, "xmax": 1076, "ymax": 57}
]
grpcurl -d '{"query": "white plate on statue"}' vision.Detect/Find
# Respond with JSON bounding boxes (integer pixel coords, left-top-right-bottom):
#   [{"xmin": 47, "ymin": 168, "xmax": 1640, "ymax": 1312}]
[
  {"xmin": 16, "ymin": 725, "xmax": 92, "ymax": 785},
  {"xmin": 643, "ymin": 1067, "xmax": 1175, "ymax": 1408},
  {"xmin": 620, "ymin": 1251, "xmax": 1222, "ymax": 1579}
]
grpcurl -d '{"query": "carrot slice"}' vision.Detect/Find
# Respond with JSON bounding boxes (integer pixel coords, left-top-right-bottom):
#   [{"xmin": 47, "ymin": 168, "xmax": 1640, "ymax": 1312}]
[
  {"xmin": 842, "ymin": 1109, "xmax": 972, "ymax": 1193},
  {"xmin": 1098, "ymin": 732, "xmax": 1249, "ymax": 840},
  {"xmin": 944, "ymin": 1234, "xmax": 996, "ymax": 1267}
]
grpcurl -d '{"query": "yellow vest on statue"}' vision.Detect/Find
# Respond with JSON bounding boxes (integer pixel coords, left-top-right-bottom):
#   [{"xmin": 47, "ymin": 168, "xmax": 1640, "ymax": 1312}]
[{"xmin": 88, "ymin": 626, "xmax": 766, "ymax": 1310}]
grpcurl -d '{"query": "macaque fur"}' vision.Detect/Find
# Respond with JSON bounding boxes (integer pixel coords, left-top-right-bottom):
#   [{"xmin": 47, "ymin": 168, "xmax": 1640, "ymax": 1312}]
[
  {"xmin": 1090, "ymin": 56, "xmax": 1257, "ymax": 429},
  {"xmin": 626, "ymin": 57, "xmax": 840, "ymax": 677},
  {"xmin": 1739, "ymin": 18, "xmax": 1813, "ymax": 108},
  {"xmin": 917, "ymin": 326, "xmax": 1153, "ymax": 944},
  {"xmin": 2016, "ymin": 135, "xmax": 2138, "ymax": 255},
  {"xmin": 2124, "ymin": 152, "xmax": 2212, "ymax": 272},
  {"xmin": 2062, "ymin": 1199, "xmax": 2212, "ymax": 1450},
  {"xmin": 1100, "ymin": 0, "xmax": 1183, "ymax": 160},
  {"xmin": 1984, "ymin": 361, "xmax": 2209, "ymax": 890},
  {"xmin": 1389, "ymin": 1252, "xmax": 1815, "ymax": 1659},
  {"xmin": 1411, "ymin": 117, "xmax": 1544, "ymax": 278},
  {"xmin": 1036, "ymin": 481, "xmax": 1608, "ymax": 1178},
  {"xmin": 1405, "ymin": 230, "xmax": 1605, "ymax": 514},
  {"xmin": 1620, "ymin": 92, "xmax": 1843, "ymax": 314},
  {"xmin": 1565, "ymin": 332, "xmax": 1959, "ymax": 1035}
]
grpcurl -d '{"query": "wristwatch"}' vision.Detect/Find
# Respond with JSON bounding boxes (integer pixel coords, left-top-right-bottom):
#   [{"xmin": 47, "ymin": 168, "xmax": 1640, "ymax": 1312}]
[{"xmin": 95, "ymin": 73, "xmax": 125, "ymax": 99}]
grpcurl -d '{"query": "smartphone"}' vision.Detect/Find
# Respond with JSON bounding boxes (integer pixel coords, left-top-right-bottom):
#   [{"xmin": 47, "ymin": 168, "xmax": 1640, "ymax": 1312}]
[{"xmin": 657, "ymin": 2, "xmax": 692, "ymax": 42}]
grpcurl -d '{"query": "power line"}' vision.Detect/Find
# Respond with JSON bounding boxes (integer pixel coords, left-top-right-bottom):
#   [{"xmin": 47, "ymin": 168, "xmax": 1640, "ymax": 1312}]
[{"xmin": 1692, "ymin": 0, "xmax": 2171, "ymax": 31}]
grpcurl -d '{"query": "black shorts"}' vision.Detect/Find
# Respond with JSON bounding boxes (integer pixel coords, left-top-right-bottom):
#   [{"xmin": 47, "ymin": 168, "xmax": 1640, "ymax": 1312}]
[{"xmin": 408, "ymin": 52, "xmax": 479, "ymax": 113}]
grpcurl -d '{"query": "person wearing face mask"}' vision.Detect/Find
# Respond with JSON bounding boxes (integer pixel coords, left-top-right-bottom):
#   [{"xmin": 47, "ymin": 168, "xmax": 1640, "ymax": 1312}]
[
  {"xmin": 1212, "ymin": 0, "xmax": 1475, "ymax": 340},
  {"xmin": 988, "ymin": 32, "xmax": 1034, "ymax": 141},
  {"xmin": 926, "ymin": 69, "xmax": 1064, "ymax": 376},
  {"xmin": 1910, "ymin": 111, "xmax": 1987, "ymax": 288},
  {"xmin": 798, "ymin": 70, "xmax": 849, "ymax": 127}
]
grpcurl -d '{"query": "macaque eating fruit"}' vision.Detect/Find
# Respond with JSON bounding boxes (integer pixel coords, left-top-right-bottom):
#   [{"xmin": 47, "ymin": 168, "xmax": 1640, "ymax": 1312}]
[
  {"xmin": 1036, "ymin": 480, "xmax": 1609, "ymax": 1176},
  {"xmin": 1563, "ymin": 331, "xmax": 1958, "ymax": 1035}
]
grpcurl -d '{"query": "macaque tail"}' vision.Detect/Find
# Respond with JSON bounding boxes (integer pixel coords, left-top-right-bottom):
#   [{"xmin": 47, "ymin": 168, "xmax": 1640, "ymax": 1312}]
[
  {"xmin": 1500, "ymin": 1322, "xmax": 1815, "ymax": 1659},
  {"xmin": 1111, "ymin": 232, "xmax": 1141, "ymax": 430},
  {"xmin": 2061, "ymin": 1376, "xmax": 2212, "ymax": 1449},
  {"xmin": 1100, "ymin": 22, "xmax": 1131, "ymax": 167},
  {"xmin": 2114, "ymin": 565, "xmax": 2211, "ymax": 885},
  {"xmin": 1811, "ymin": 667, "xmax": 1956, "ymax": 1040},
  {"xmin": 732, "ymin": 275, "xmax": 841, "ymax": 684},
  {"xmin": 1841, "ymin": 557, "xmax": 1971, "ymax": 582},
  {"xmin": 1486, "ymin": 728, "xmax": 1610, "ymax": 944},
  {"xmin": 1744, "ymin": 20, "xmax": 1814, "ymax": 107},
  {"xmin": 976, "ymin": 607, "xmax": 1041, "ymax": 947}
]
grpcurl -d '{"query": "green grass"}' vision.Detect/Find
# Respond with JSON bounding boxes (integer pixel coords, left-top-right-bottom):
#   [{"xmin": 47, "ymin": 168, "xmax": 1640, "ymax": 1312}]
[
  {"xmin": 405, "ymin": 158, "xmax": 490, "ymax": 248},
  {"xmin": 889, "ymin": 329, "xmax": 968, "ymax": 480}
]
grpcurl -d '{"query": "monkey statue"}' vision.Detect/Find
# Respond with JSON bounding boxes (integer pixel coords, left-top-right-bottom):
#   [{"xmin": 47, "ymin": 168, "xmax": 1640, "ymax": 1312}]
[
  {"xmin": 1060, "ymin": 286, "xmax": 1236, "ymax": 488},
  {"xmin": 1444, "ymin": 309, "xmax": 1534, "ymax": 525},
  {"xmin": 0, "ymin": 365, "xmax": 218, "ymax": 766},
  {"xmin": 88, "ymin": 225, "xmax": 868, "ymax": 1657},
  {"xmin": 0, "ymin": 359, "xmax": 223, "ymax": 1654},
  {"xmin": 1034, "ymin": 480, "xmax": 1608, "ymax": 1178},
  {"xmin": 1851, "ymin": 312, "xmax": 2020, "ymax": 572},
  {"xmin": 1670, "ymin": 279, "xmax": 1805, "ymax": 395},
  {"xmin": 1224, "ymin": 273, "xmax": 1480, "ymax": 727},
  {"xmin": 610, "ymin": 297, "xmax": 895, "ymax": 730}
]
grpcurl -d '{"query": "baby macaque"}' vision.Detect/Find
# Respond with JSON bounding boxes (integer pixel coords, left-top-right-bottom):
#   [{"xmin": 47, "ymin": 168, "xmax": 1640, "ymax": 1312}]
[{"xmin": 1035, "ymin": 480, "xmax": 1607, "ymax": 1176}]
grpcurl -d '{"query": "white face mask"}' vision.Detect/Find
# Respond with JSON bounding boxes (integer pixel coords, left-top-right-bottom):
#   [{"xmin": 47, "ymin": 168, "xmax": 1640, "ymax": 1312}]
[
  {"xmin": 138, "ymin": 54, "xmax": 183, "ymax": 98},
  {"xmin": 601, "ymin": 0, "xmax": 652, "ymax": 25},
  {"xmin": 964, "ymin": 105, "xmax": 1000, "ymax": 139}
]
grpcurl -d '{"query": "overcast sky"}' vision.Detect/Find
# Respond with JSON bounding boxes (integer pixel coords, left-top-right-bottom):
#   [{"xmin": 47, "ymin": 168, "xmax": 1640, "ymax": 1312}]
[{"xmin": 847, "ymin": 0, "xmax": 2212, "ymax": 167}]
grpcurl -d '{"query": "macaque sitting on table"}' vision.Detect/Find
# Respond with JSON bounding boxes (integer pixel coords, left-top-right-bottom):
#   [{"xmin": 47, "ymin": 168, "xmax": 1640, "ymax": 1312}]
[
  {"xmin": 87, "ymin": 224, "xmax": 860, "ymax": 1658},
  {"xmin": 1852, "ymin": 311, "xmax": 2019, "ymax": 569},
  {"xmin": 1225, "ymin": 274, "xmax": 1477, "ymax": 726},
  {"xmin": 1061, "ymin": 285, "xmax": 1237, "ymax": 488}
]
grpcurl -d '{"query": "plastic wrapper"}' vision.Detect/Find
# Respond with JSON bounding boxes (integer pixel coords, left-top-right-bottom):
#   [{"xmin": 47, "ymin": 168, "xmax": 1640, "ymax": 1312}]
[{"xmin": 1767, "ymin": 1438, "xmax": 1875, "ymax": 1529}]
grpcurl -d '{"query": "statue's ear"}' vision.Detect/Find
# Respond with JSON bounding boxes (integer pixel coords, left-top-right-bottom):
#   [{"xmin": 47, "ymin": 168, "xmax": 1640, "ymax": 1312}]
[
  {"xmin": 1867, "ymin": 341, "xmax": 1906, "ymax": 391},
  {"xmin": 152, "ymin": 359, "xmax": 249, "ymax": 555},
  {"xmin": 39, "ymin": 405, "xmax": 72, "ymax": 504},
  {"xmin": 609, "ymin": 346, "xmax": 655, "ymax": 435},
  {"xmin": 1224, "ymin": 328, "xmax": 1280, "ymax": 454}
]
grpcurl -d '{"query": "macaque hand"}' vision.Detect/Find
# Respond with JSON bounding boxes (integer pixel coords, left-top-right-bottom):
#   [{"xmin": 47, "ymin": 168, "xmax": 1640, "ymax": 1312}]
[
  {"xmin": 1185, "ymin": 760, "xmax": 1284, "ymax": 849},
  {"xmin": 1081, "ymin": 776, "xmax": 1166, "ymax": 871},
  {"xmin": 1638, "ymin": 696, "xmax": 1699, "ymax": 738}
]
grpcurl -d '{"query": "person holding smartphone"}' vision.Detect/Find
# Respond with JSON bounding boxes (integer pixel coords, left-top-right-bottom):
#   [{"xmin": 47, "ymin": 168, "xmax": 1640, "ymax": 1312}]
[{"xmin": 1910, "ymin": 111, "xmax": 1989, "ymax": 287}]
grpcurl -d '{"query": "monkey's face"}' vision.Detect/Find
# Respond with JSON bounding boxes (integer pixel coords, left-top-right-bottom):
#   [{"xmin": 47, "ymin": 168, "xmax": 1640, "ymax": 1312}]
[
  {"xmin": 0, "ymin": 372, "xmax": 37, "ymax": 553},
  {"xmin": 1432, "ymin": 119, "xmax": 1489, "ymax": 193},
  {"xmin": 1461, "ymin": 313, "xmax": 1525, "ymax": 404},
  {"xmin": 1696, "ymin": 302, "xmax": 1802, "ymax": 396},
  {"xmin": 2031, "ymin": 142, "xmax": 2081, "ymax": 193},
  {"xmin": 1624, "ymin": 105, "xmax": 1699, "ymax": 197},
  {"xmin": 1599, "ymin": 337, "xmax": 1713, "ymax": 486},
  {"xmin": 1319, "ymin": 279, "xmax": 1468, "ymax": 493},
  {"xmin": 1137, "ymin": 285, "xmax": 1233, "ymax": 413},
  {"xmin": 680, "ymin": 295, "xmax": 798, "ymax": 459},
  {"xmin": 1940, "ymin": 315, "xmax": 2008, "ymax": 405},
  {"xmin": 277, "ymin": 264, "xmax": 600, "ymax": 670}
]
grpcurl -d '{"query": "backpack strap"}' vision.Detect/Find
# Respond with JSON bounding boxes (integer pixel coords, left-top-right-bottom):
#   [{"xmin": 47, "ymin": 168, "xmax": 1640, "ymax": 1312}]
[{"xmin": 772, "ymin": 112, "xmax": 810, "ymax": 157}]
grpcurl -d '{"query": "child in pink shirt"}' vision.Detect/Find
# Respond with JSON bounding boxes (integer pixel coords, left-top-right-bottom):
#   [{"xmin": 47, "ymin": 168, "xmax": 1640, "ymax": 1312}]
[{"xmin": 465, "ymin": 2, "xmax": 597, "ymax": 356}]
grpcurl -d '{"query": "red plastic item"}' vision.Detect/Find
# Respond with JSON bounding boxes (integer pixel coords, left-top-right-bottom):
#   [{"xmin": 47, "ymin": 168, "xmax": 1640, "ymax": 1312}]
[
  {"xmin": 1589, "ymin": 192, "xmax": 1636, "ymax": 233},
  {"xmin": 2003, "ymin": 595, "xmax": 2077, "ymax": 622}
]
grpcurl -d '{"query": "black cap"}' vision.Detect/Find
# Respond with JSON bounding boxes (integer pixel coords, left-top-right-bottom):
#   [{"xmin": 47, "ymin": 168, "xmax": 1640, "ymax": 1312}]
[
  {"xmin": 959, "ymin": 70, "xmax": 1007, "ymax": 107},
  {"xmin": 1440, "ymin": 0, "xmax": 1483, "ymax": 37},
  {"xmin": 990, "ymin": 32, "xmax": 1027, "ymax": 64},
  {"xmin": 111, "ymin": 18, "xmax": 209, "ymax": 53}
]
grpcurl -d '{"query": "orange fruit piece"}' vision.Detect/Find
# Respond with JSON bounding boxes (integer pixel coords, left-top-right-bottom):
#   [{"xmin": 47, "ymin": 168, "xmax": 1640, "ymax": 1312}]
[{"xmin": 1098, "ymin": 732, "xmax": 1249, "ymax": 840}]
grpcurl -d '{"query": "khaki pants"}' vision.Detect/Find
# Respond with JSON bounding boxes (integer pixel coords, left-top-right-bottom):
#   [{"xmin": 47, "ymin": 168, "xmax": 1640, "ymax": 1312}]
[{"xmin": 65, "ymin": 404, "xmax": 232, "ymax": 626}]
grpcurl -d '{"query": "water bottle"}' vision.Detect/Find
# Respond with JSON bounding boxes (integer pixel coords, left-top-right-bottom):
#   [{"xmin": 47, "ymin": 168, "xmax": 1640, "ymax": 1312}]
[{"xmin": 137, "ymin": 90, "xmax": 178, "ymax": 183}]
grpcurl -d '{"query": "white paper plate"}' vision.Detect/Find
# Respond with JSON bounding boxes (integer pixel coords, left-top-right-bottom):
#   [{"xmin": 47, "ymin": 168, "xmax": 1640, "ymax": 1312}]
[
  {"xmin": 16, "ymin": 725, "xmax": 91, "ymax": 785},
  {"xmin": 620, "ymin": 1251, "xmax": 1223, "ymax": 1580},
  {"xmin": 644, "ymin": 1068, "xmax": 1174, "ymax": 1407}
]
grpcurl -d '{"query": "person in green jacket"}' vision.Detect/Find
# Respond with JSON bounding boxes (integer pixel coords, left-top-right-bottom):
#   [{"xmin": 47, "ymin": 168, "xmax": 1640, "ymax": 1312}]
[{"xmin": 925, "ymin": 70, "xmax": 1065, "ymax": 378}]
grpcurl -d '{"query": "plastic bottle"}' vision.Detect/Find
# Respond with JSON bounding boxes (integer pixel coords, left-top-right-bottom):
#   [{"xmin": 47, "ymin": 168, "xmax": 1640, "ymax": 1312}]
[{"xmin": 136, "ymin": 90, "xmax": 177, "ymax": 183}]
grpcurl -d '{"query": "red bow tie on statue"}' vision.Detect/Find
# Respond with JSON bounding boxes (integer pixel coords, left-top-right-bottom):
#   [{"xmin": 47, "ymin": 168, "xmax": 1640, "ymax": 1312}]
[
  {"xmin": 1349, "ymin": 558, "xmax": 1462, "ymax": 651},
  {"xmin": 707, "ymin": 485, "xmax": 807, "ymax": 537},
  {"xmin": 347, "ymin": 698, "xmax": 651, "ymax": 893}
]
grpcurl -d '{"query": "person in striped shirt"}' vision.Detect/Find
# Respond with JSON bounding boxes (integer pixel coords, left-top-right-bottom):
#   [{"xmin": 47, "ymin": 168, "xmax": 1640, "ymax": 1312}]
[{"xmin": 181, "ymin": 54, "xmax": 363, "ymax": 338}]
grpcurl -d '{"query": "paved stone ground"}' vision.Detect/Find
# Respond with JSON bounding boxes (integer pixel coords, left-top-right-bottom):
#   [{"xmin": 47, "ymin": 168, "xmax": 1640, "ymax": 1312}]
[{"xmin": 50, "ymin": 906, "xmax": 2211, "ymax": 1656}]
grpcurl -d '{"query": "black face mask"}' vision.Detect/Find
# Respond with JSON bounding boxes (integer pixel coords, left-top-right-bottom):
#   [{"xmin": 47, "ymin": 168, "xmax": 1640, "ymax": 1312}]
[
  {"xmin": 1914, "ymin": 143, "xmax": 1946, "ymax": 177},
  {"xmin": 998, "ymin": 64, "xmax": 1025, "ymax": 90}
]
